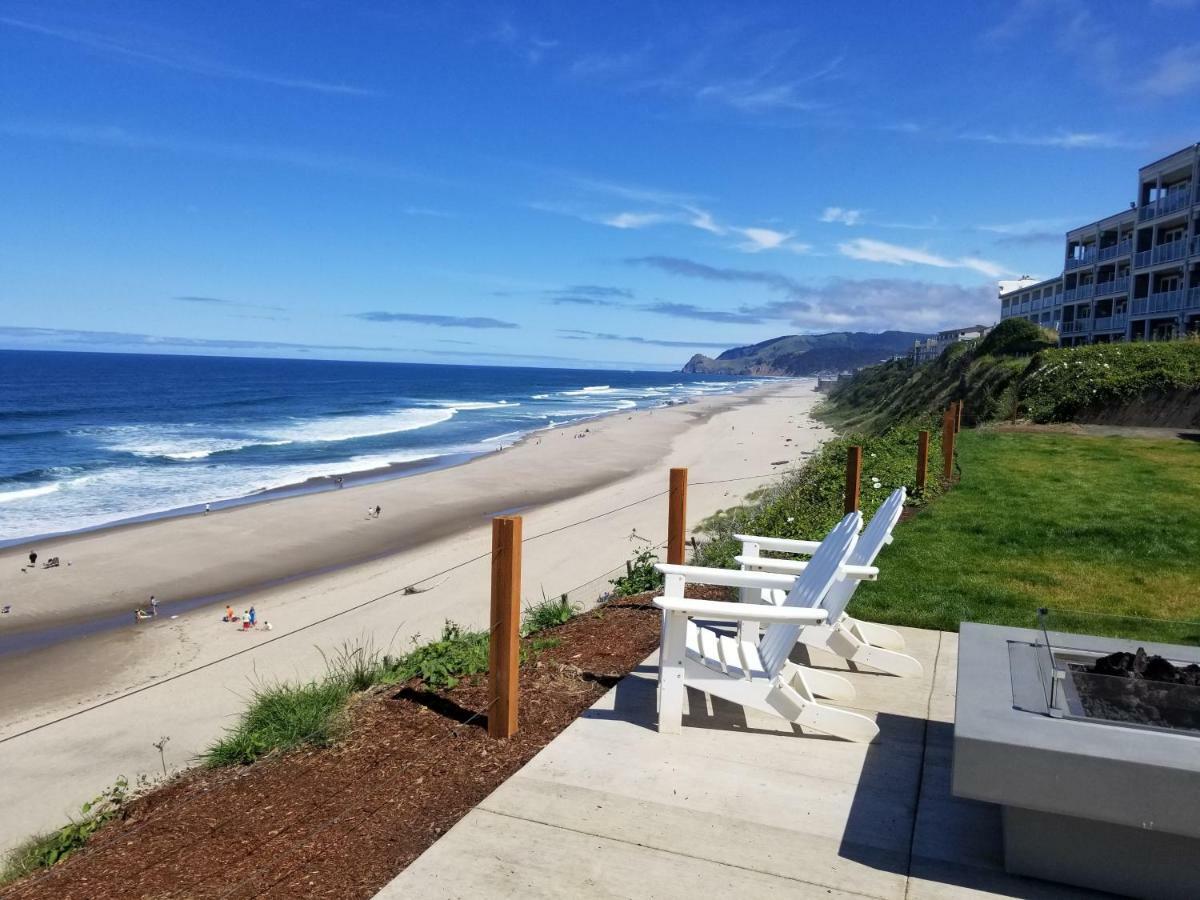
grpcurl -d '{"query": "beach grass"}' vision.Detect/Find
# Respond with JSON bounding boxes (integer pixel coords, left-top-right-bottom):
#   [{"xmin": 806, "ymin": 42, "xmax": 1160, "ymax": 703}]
[
  {"xmin": 848, "ymin": 429, "xmax": 1200, "ymax": 636},
  {"xmin": 204, "ymin": 612, "xmax": 575, "ymax": 768},
  {"xmin": 204, "ymin": 678, "xmax": 354, "ymax": 767}
]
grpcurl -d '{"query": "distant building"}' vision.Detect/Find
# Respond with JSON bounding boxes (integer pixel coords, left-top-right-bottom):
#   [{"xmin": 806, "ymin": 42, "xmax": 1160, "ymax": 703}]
[
  {"xmin": 999, "ymin": 142, "xmax": 1200, "ymax": 346},
  {"xmin": 910, "ymin": 325, "xmax": 991, "ymax": 364}
]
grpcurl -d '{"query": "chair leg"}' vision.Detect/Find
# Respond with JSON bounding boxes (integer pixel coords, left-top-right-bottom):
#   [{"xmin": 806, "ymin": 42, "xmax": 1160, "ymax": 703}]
[
  {"xmin": 782, "ymin": 661, "xmax": 855, "ymax": 702},
  {"xmin": 825, "ymin": 623, "xmax": 924, "ymax": 678},
  {"xmin": 846, "ymin": 616, "xmax": 906, "ymax": 651},
  {"xmin": 767, "ymin": 673, "xmax": 879, "ymax": 743},
  {"xmin": 658, "ymin": 611, "xmax": 687, "ymax": 734}
]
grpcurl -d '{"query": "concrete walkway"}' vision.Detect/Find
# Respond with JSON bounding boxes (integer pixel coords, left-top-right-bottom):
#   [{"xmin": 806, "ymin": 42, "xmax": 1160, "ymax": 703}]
[{"xmin": 377, "ymin": 628, "xmax": 1103, "ymax": 899}]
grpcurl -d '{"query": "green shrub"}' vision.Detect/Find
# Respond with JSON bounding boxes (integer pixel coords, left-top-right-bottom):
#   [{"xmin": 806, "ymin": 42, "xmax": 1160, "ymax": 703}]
[
  {"xmin": 204, "ymin": 678, "xmax": 352, "ymax": 766},
  {"xmin": 1, "ymin": 779, "xmax": 129, "ymax": 884},
  {"xmin": 977, "ymin": 318, "xmax": 1057, "ymax": 357},
  {"xmin": 693, "ymin": 425, "xmax": 938, "ymax": 570},
  {"xmin": 1021, "ymin": 341, "xmax": 1200, "ymax": 422},
  {"xmin": 522, "ymin": 594, "xmax": 577, "ymax": 633},
  {"xmin": 609, "ymin": 548, "xmax": 664, "ymax": 596},
  {"xmin": 391, "ymin": 622, "xmax": 490, "ymax": 690}
]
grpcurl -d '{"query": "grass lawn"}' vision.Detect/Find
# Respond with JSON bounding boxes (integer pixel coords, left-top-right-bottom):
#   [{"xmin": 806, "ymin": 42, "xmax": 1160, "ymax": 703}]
[{"xmin": 850, "ymin": 428, "xmax": 1200, "ymax": 640}]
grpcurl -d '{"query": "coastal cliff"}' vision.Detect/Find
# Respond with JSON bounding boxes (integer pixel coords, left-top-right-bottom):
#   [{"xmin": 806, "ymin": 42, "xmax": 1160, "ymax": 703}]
[{"xmin": 682, "ymin": 331, "xmax": 926, "ymax": 376}]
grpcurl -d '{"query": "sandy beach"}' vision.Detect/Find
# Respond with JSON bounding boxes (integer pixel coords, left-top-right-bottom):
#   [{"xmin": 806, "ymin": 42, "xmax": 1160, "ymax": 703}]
[{"xmin": 0, "ymin": 379, "xmax": 829, "ymax": 854}]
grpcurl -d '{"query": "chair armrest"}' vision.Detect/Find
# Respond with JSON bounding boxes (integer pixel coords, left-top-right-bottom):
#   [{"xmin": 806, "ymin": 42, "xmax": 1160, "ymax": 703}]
[
  {"xmin": 655, "ymin": 564, "xmax": 796, "ymax": 592},
  {"xmin": 735, "ymin": 557, "xmax": 879, "ymax": 582},
  {"xmin": 733, "ymin": 533, "xmax": 822, "ymax": 555},
  {"xmin": 653, "ymin": 595, "xmax": 829, "ymax": 623},
  {"xmin": 736, "ymin": 555, "xmax": 808, "ymax": 575}
]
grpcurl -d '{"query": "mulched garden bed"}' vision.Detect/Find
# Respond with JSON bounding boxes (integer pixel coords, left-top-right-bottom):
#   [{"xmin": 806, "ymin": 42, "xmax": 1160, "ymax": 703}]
[{"xmin": 2, "ymin": 587, "xmax": 728, "ymax": 899}]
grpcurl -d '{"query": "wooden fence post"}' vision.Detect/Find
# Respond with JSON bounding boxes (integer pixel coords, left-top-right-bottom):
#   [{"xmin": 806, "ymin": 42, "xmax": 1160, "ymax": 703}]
[
  {"xmin": 667, "ymin": 467, "xmax": 688, "ymax": 565},
  {"xmin": 954, "ymin": 401, "xmax": 963, "ymax": 433},
  {"xmin": 488, "ymin": 515, "xmax": 522, "ymax": 739},
  {"xmin": 916, "ymin": 430, "xmax": 929, "ymax": 494},
  {"xmin": 845, "ymin": 445, "xmax": 863, "ymax": 514},
  {"xmin": 942, "ymin": 408, "xmax": 956, "ymax": 481}
]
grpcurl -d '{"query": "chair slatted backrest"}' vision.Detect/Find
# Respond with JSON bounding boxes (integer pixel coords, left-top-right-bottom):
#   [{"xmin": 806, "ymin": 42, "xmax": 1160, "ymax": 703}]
[
  {"xmin": 757, "ymin": 512, "xmax": 861, "ymax": 677},
  {"xmin": 822, "ymin": 487, "xmax": 906, "ymax": 622}
]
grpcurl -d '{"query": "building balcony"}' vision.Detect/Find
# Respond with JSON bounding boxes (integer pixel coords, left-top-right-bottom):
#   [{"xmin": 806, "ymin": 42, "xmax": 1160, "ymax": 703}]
[
  {"xmin": 1093, "ymin": 276, "xmax": 1130, "ymax": 297},
  {"xmin": 1065, "ymin": 253, "xmax": 1095, "ymax": 270},
  {"xmin": 1075, "ymin": 284, "xmax": 1095, "ymax": 300},
  {"xmin": 1138, "ymin": 187, "xmax": 1192, "ymax": 222},
  {"xmin": 1092, "ymin": 314, "xmax": 1128, "ymax": 332},
  {"xmin": 1147, "ymin": 289, "xmax": 1184, "ymax": 314},
  {"xmin": 1096, "ymin": 239, "xmax": 1132, "ymax": 262},
  {"xmin": 1187, "ymin": 287, "xmax": 1200, "ymax": 311},
  {"xmin": 1155, "ymin": 238, "xmax": 1188, "ymax": 265},
  {"xmin": 1134, "ymin": 239, "xmax": 1189, "ymax": 269}
]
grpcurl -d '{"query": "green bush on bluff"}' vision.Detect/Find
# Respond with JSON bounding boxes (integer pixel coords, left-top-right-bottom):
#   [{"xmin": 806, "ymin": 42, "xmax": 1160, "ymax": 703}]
[{"xmin": 976, "ymin": 318, "xmax": 1057, "ymax": 357}]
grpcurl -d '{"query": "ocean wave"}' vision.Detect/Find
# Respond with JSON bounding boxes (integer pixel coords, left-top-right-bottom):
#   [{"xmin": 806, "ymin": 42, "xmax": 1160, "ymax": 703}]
[
  {"xmin": 530, "ymin": 394, "xmax": 550, "ymax": 400},
  {"xmin": 0, "ymin": 483, "xmax": 61, "ymax": 504},
  {"xmin": 260, "ymin": 407, "xmax": 456, "ymax": 444},
  {"xmin": 561, "ymin": 385, "xmax": 613, "ymax": 395},
  {"xmin": 479, "ymin": 431, "xmax": 522, "ymax": 444},
  {"xmin": 437, "ymin": 400, "xmax": 518, "ymax": 411}
]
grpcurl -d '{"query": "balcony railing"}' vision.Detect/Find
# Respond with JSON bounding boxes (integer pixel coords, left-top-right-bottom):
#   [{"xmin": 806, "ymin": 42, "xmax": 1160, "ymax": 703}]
[
  {"xmin": 1093, "ymin": 276, "xmax": 1130, "ymax": 297},
  {"xmin": 1153, "ymin": 239, "xmax": 1188, "ymax": 265},
  {"xmin": 1075, "ymin": 284, "xmax": 1095, "ymax": 300},
  {"xmin": 1059, "ymin": 320, "xmax": 1081, "ymax": 334},
  {"xmin": 1096, "ymin": 239, "xmax": 1132, "ymax": 262},
  {"xmin": 1132, "ymin": 298, "xmax": 1147, "ymax": 316},
  {"xmin": 1138, "ymin": 187, "xmax": 1192, "ymax": 222},
  {"xmin": 1187, "ymin": 287, "xmax": 1200, "ymax": 311},
  {"xmin": 1147, "ymin": 289, "xmax": 1184, "ymax": 314},
  {"xmin": 1065, "ymin": 252, "xmax": 1095, "ymax": 270},
  {"xmin": 1092, "ymin": 315, "xmax": 1128, "ymax": 332}
]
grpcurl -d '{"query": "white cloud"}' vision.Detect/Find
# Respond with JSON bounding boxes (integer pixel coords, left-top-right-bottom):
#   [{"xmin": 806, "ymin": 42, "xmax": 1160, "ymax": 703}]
[
  {"xmin": 961, "ymin": 130, "xmax": 1141, "ymax": 150},
  {"xmin": 603, "ymin": 211, "xmax": 673, "ymax": 229},
  {"xmin": 683, "ymin": 205, "xmax": 726, "ymax": 235},
  {"xmin": 839, "ymin": 238, "xmax": 1009, "ymax": 278},
  {"xmin": 695, "ymin": 81, "xmax": 823, "ymax": 112},
  {"xmin": 820, "ymin": 206, "xmax": 863, "ymax": 225},
  {"xmin": 1137, "ymin": 43, "xmax": 1200, "ymax": 97},
  {"xmin": 734, "ymin": 227, "xmax": 811, "ymax": 255},
  {"xmin": 0, "ymin": 15, "xmax": 377, "ymax": 96}
]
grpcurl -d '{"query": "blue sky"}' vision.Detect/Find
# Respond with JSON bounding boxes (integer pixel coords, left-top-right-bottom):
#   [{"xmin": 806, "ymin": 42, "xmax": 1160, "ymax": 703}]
[{"xmin": 1, "ymin": 1, "xmax": 1198, "ymax": 370}]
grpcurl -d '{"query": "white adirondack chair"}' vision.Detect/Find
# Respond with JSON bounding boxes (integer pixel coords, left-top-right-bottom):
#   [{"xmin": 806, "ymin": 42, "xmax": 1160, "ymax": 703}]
[
  {"xmin": 734, "ymin": 488, "xmax": 922, "ymax": 678},
  {"xmin": 654, "ymin": 512, "xmax": 880, "ymax": 743}
]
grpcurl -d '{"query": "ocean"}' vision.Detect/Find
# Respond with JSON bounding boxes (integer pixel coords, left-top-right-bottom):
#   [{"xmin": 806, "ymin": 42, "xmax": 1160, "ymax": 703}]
[{"xmin": 0, "ymin": 350, "xmax": 768, "ymax": 544}]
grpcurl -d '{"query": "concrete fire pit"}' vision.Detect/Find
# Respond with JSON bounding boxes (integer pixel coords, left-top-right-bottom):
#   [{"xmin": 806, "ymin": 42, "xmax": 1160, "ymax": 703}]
[{"xmin": 953, "ymin": 622, "xmax": 1200, "ymax": 900}]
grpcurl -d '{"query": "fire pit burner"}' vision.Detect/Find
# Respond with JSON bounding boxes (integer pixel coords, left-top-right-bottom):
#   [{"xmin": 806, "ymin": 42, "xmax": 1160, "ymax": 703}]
[{"xmin": 1070, "ymin": 648, "xmax": 1200, "ymax": 732}]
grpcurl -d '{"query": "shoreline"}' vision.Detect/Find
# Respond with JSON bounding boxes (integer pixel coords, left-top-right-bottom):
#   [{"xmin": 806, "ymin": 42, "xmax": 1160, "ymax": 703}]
[
  {"xmin": 0, "ymin": 385, "xmax": 778, "ymax": 656},
  {"xmin": 0, "ymin": 379, "xmax": 829, "ymax": 855},
  {"xmin": 0, "ymin": 384, "xmax": 772, "ymax": 552}
]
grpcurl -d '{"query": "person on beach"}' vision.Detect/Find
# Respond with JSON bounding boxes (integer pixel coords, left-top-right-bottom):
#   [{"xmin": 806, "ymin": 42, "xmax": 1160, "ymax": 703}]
[
  {"xmin": 242, "ymin": 610, "xmax": 252, "ymax": 631},
  {"xmin": 248, "ymin": 606, "xmax": 257, "ymax": 626},
  {"xmin": 204, "ymin": 503, "xmax": 211, "ymax": 515},
  {"xmin": 224, "ymin": 605, "xmax": 235, "ymax": 622},
  {"xmin": 374, "ymin": 505, "xmax": 382, "ymax": 518},
  {"xmin": 150, "ymin": 595, "xmax": 159, "ymax": 616},
  {"xmin": 28, "ymin": 551, "xmax": 37, "ymax": 566}
]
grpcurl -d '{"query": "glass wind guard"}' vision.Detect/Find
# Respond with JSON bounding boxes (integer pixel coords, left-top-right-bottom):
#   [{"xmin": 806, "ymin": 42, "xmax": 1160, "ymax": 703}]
[{"xmin": 1035, "ymin": 608, "xmax": 1200, "ymax": 735}]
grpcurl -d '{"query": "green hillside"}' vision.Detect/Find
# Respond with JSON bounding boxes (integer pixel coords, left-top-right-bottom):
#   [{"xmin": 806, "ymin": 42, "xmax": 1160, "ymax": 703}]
[
  {"xmin": 681, "ymin": 330, "xmax": 924, "ymax": 376},
  {"xmin": 821, "ymin": 323, "xmax": 1200, "ymax": 433}
]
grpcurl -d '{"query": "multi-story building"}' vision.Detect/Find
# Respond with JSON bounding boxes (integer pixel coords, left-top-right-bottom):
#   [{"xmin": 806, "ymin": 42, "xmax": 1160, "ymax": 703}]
[
  {"xmin": 999, "ymin": 143, "xmax": 1200, "ymax": 345},
  {"xmin": 909, "ymin": 324, "xmax": 992, "ymax": 364}
]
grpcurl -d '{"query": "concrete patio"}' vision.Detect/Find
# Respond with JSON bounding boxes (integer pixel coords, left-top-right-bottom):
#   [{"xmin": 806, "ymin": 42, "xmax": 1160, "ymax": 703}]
[{"xmin": 376, "ymin": 627, "xmax": 1104, "ymax": 898}]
